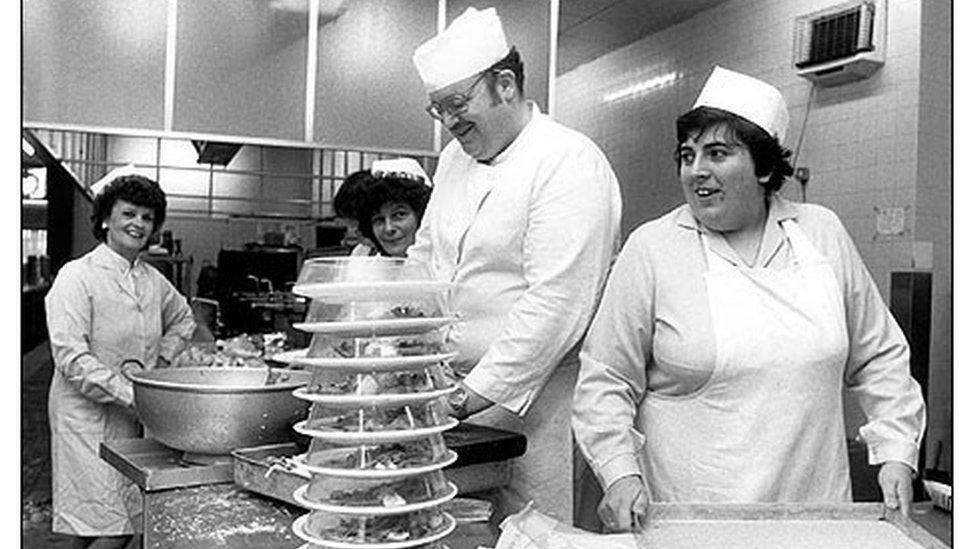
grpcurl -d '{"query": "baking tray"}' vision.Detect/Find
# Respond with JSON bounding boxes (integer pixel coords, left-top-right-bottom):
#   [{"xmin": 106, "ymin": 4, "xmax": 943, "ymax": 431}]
[
  {"xmin": 498, "ymin": 502, "xmax": 949, "ymax": 549},
  {"xmin": 635, "ymin": 503, "xmax": 949, "ymax": 549}
]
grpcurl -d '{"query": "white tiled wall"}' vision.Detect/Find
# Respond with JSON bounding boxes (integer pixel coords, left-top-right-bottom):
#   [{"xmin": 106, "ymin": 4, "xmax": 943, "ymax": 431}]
[{"xmin": 556, "ymin": 0, "xmax": 951, "ymax": 472}]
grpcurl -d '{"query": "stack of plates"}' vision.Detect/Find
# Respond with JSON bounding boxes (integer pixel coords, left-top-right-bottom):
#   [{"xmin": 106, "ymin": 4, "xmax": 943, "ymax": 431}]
[{"xmin": 275, "ymin": 257, "xmax": 460, "ymax": 549}]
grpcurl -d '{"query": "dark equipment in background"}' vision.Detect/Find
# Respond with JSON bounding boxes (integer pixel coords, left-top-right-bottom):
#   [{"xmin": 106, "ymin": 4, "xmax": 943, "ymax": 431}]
[
  {"xmin": 215, "ymin": 247, "xmax": 304, "ymax": 337},
  {"xmin": 192, "ymin": 140, "xmax": 242, "ymax": 166},
  {"xmin": 217, "ymin": 247, "xmax": 301, "ymax": 295},
  {"xmin": 316, "ymin": 224, "xmax": 346, "ymax": 248}
]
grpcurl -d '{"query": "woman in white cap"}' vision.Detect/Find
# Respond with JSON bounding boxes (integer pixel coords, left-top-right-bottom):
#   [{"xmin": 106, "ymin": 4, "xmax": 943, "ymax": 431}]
[
  {"xmin": 572, "ymin": 67, "xmax": 925, "ymax": 532},
  {"xmin": 45, "ymin": 174, "xmax": 195, "ymax": 547},
  {"xmin": 356, "ymin": 158, "xmax": 432, "ymax": 257}
]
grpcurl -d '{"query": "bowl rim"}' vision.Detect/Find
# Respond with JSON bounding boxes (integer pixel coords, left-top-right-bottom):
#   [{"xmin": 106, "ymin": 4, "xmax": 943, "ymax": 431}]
[{"xmin": 131, "ymin": 367, "xmax": 310, "ymax": 393}]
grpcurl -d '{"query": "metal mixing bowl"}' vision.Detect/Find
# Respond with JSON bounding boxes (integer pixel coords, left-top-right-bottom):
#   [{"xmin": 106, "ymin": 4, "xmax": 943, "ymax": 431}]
[{"xmin": 131, "ymin": 367, "xmax": 311, "ymax": 455}]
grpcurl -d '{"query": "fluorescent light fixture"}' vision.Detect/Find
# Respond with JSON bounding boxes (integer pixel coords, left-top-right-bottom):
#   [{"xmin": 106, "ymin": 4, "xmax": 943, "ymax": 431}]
[
  {"xmin": 603, "ymin": 72, "xmax": 679, "ymax": 103},
  {"xmin": 22, "ymin": 138, "xmax": 35, "ymax": 157}
]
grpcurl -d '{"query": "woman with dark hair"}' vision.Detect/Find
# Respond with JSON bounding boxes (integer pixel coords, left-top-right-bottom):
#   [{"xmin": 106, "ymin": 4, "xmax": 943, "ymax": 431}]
[
  {"xmin": 333, "ymin": 169, "xmax": 377, "ymax": 256},
  {"xmin": 356, "ymin": 158, "xmax": 432, "ymax": 257},
  {"xmin": 572, "ymin": 67, "xmax": 925, "ymax": 532},
  {"xmin": 45, "ymin": 174, "xmax": 195, "ymax": 548}
]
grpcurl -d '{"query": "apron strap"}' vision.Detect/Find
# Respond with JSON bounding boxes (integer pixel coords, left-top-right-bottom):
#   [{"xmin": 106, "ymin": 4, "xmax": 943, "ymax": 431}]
[
  {"xmin": 697, "ymin": 230, "xmax": 731, "ymax": 272},
  {"xmin": 780, "ymin": 219, "xmax": 823, "ymax": 265}
]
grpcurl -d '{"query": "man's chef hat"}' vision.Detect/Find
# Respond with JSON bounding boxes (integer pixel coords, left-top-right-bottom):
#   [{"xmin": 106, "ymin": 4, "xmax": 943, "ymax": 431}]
[
  {"xmin": 371, "ymin": 158, "xmax": 432, "ymax": 187},
  {"xmin": 692, "ymin": 66, "xmax": 789, "ymax": 142},
  {"xmin": 412, "ymin": 7, "xmax": 509, "ymax": 93}
]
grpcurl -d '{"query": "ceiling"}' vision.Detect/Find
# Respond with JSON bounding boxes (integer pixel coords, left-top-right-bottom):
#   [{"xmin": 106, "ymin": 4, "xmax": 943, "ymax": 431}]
[{"xmin": 557, "ymin": 0, "xmax": 729, "ymax": 75}]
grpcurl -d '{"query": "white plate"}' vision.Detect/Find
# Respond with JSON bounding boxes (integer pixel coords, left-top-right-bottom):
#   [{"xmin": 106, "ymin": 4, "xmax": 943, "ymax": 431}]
[
  {"xmin": 296, "ymin": 450, "xmax": 458, "ymax": 479},
  {"xmin": 292, "ymin": 280, "xmax": 454, "ymax": 300},
  {"xmin": 292, "ymin": 482, "xmax": 458, "ymax": 516},
  {"xmin": 293, "ymin": 386, "xmax": 454, "ymax": 408},
  {"xmin": 294, "ymin": 418, "xmax": 460, "ymax": 444},
  {"xmin": 293, "ymin": 317, "xmax": 456, "ymax": 337},
  {"xmin": 272, "ymin": 350, "xmax": 457, "ymax": 372},
  {"xmin": 292, "ymin": 512, "xmax": 456, "ymax": 549}
]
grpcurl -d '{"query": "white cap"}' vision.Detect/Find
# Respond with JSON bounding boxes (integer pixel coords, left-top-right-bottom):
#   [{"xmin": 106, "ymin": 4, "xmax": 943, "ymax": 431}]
[
  {"xmin": 372, "ymin": 158, "xmax": 432, "ymax": 187},
  {"xmin": 89, "ymin": 164, "xmax": 153, "ymax": 197},
  {"xmin": 692, "ymin": 66, "xmax": 789, "ymax": 141},
  {"xmin": 412, "ymin": 7, "xmax": 509, "ymax": 93}
]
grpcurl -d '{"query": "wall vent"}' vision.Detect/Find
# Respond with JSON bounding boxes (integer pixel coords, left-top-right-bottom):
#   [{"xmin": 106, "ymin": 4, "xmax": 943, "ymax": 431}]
[{"xmin": 793, "ymin": 0, "xmax": 886, "ymax": 87}]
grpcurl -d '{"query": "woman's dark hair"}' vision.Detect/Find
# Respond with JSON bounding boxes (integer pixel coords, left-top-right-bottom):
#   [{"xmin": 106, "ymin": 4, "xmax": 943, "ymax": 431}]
[
  {"xmin": 675, "ymin": 106, "xmax": 794, "ymax": 194},
  {"xmin": 333, "ymin": 170, "xmax": 374, "ymax": 220},
  {"xmin": 90, "ymin": 174, "xmax": 168, "ymax": 242},
  {"xmin": 356, "ymin": 176, "xmax": 432, "ymax": 255},
  {"xmin": 486, "ymin": 46, "xmax": 525, "ymax": 98}
]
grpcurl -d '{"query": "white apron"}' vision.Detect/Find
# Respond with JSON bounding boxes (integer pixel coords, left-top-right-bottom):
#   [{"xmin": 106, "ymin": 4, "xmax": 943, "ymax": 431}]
[
  {"xmin": 637, "ymin": 220, "xmax": 852, "ymax": 502},
  {"xmin": 467, "ymin": 359, "xmax": 577, "ymax": 521}
]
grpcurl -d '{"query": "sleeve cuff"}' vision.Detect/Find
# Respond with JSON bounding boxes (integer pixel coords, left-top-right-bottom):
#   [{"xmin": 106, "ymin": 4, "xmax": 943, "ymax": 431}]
[
  {"xmin": 866, "ymin": 439, "xmax": 920, "ymax": 473},
  {"xmin": 595, "ymin": 452, "xmax": 643, "ymax": 491},
  {"xmin": 463, "ymin": 367, "xmax": 534, "ymax": 416},
  {"xmin": 118, "ymin": 383, "xmax": 135, "ymax": 408}
]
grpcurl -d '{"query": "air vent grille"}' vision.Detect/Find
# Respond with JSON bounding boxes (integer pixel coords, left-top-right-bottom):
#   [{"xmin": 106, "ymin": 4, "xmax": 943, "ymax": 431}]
[{"xmin": 795, "ymin": 2, "xmax": 876, "ymax": 69}]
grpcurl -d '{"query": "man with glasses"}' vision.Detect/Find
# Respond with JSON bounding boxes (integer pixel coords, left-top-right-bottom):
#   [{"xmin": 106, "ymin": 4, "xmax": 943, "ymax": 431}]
[{"xmin": 409, "ymin": 7, "xmax": 622, "ymax": 522}]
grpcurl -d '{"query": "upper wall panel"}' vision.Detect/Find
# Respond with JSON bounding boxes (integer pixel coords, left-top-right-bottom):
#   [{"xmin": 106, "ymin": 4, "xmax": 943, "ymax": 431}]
[
  {"xmin": 313, "ymin": 0, "xmax": 437, "ymax": 151},
  {"xmin": 173, "ymin": 0, "xmax": 308, "ymax": 140},
  {"xmin": 24, "ymin": 0, "xmax": 168, "ymax": 129}
]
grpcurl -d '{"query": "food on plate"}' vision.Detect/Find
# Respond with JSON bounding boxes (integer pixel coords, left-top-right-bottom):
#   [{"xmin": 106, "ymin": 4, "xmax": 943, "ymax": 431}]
[
  {"xmin": 305, "ymin": 439, "xmax": 449, "ymax": 471},
  {"xmin": 305, "ymin": 400, "xmax": 450, "ymax": 433},
  {"xmin": 304, "ymin": 509, "xmax": 450, "ymax": 544},
  {"xmin": 307, "ymin": 367, "xmax": 449, "ymax": 396},
  {"xmin": 307, "ymin": 333, "xmax": 447, "ymax": 359},
  {"xmin": 306, "ymin": 471, "xmax": 451, "ymax": 507},
  {"xmin": 171, "ymin": 332, "xmax": 291, "ymax": 368},
  {"xmin": 385, "ymin": 304, "xmax": 431, "ymax": 319},
  {"xmin": 304, "ymin": 299, "xmax": 442, "ymax": 324}
]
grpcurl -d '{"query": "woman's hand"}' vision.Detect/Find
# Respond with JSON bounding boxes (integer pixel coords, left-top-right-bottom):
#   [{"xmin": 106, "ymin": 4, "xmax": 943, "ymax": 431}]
[
  {"xmin": 878, "ymin": 461, "xmax": 914, "ymax": 516},
  {"xmin": 119, "ymin": 359, "xmax": 145, "ymax": 381},
  {"xmin": 598, "ymin": 475, "xmax": 648, "ymax": 532}
]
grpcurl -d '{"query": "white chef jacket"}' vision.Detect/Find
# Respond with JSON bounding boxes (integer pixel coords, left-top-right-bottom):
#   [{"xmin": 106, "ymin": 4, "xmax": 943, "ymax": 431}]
[
  {"xmin": 46, "ymin": 243, "xmax": 195, "ymax": 535},
  {"xmin": 572, "ymin": 198, "xmax": 925, "ymax": 494},
  {"xmin": 408, "ymin": 103, "xmax": 621, "ymax": 520},
  {"xmin": 409, "ymin": 102, "xmax": 622, "ymax": 415}
]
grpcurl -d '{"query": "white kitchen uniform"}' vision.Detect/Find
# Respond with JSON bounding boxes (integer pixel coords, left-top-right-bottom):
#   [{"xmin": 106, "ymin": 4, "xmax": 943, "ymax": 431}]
[
  {"xmin": 640, "ymin": 220, "xmax": 851, "ymax": 501},
  {"xmin": 46, "ymin": 243, "xmax": 195, "ymax": 535},
  {"xmin": 573, "ymin": 199, "xmax": 925, "ymax": 505},
  {"xmin": 409, "ymin": 103, "xmax": 622, "ymax": 520}
]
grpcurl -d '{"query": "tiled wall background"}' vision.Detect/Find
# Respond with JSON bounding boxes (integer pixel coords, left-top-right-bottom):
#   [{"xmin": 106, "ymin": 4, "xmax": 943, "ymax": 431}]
[{"xmin": 555, "ymin": 0, "xmax": 951, "ymax": 472}]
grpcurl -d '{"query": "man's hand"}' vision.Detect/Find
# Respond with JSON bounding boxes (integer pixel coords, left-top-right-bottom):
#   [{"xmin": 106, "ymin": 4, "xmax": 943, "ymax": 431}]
[
  {"xmin": 446, "ymin": 382, "xmax": 493, "ymax": 420},
  {"xmin": 878, "ymin": 461, "xmax": 914, "ymax": 516},
  {"xmin": 598, "ymin": 475, "xmax": 648, "ymax": 532}
]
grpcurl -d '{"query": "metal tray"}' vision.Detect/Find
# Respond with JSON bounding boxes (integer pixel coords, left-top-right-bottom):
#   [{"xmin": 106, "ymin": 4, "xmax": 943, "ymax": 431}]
[
  {"xmin": 499, "ymin": 503, "xmax": 949, "ymax": 549},
  {"xmin": 233, "ymin": 423, "xmax": 527, "ymax": 507},
  {"xmin": 636, "ymin": 503, "xmax": 949, "ymax": 549}
]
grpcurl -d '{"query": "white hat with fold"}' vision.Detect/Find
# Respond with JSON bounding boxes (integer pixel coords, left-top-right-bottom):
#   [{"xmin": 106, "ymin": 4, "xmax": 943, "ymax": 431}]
[
  {"xmin": 371, "ymin": 158, "xmax": 432, "ymax": 187},
  {"xmin": 412, "ymin": 7, "xmax": 509, "ymax": 93},
  {"xmin": 89, "ymin": 164, "xmax": 153, "ymax": 197},
  {"xmin": 692, "ymin": 66, "xmax": 789, "ymax": 141}
]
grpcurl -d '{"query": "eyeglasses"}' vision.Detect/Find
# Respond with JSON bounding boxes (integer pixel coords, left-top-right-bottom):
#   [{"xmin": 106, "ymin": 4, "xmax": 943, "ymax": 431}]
[{"xmin": 425, "ymin": 72, "xmax": 489, "ymax": 121}]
